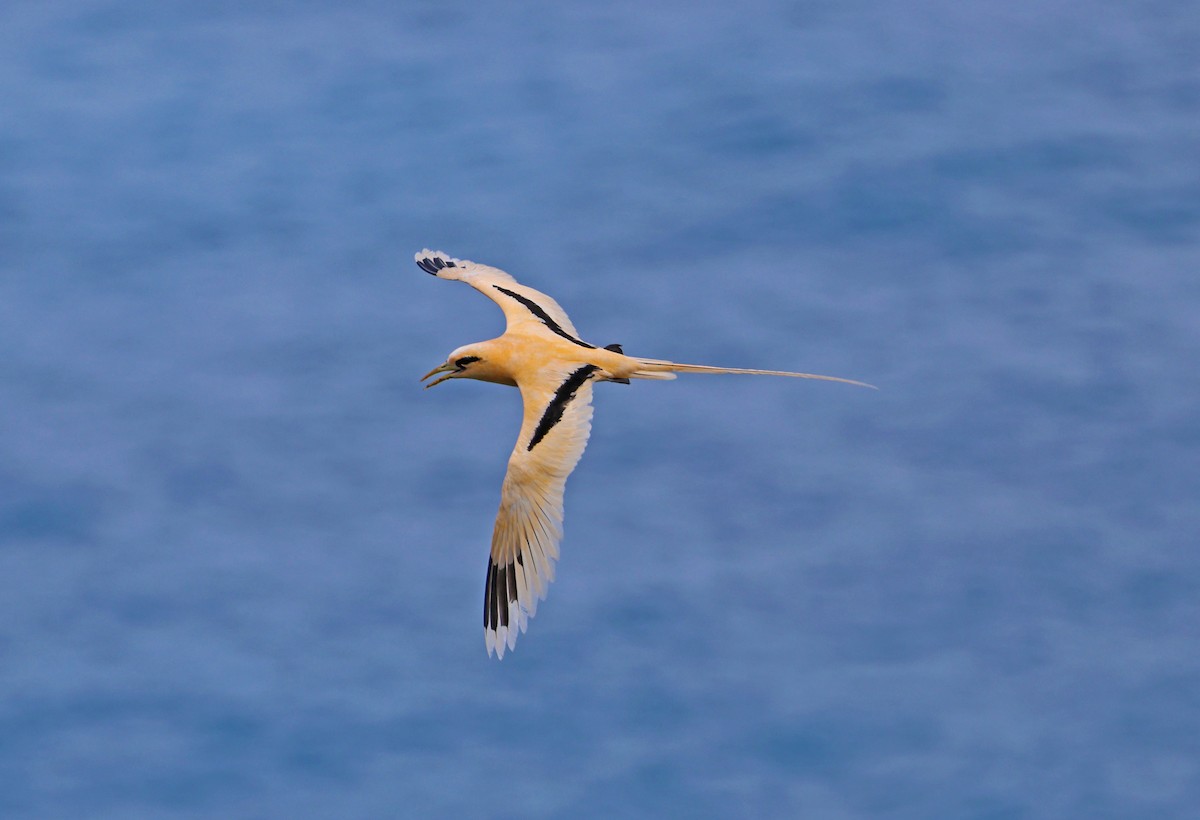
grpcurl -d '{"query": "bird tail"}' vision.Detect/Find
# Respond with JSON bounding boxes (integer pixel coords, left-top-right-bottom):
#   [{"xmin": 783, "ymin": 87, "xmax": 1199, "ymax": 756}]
[{"xmin": 629, "ymin": 357, "xmax": 876, "ymax": 388}]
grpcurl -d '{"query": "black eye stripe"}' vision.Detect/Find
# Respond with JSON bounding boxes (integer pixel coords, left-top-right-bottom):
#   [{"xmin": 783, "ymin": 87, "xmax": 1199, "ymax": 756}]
[{"xmin": 455, "ymin": 356, "xmax": 482, "ymax": 369}]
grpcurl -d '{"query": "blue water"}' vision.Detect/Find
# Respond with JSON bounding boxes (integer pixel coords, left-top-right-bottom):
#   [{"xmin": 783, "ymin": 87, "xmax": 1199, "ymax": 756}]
[{"xmin": 2, "ymin": 2, "xmax": 1198, "ymax": 817}]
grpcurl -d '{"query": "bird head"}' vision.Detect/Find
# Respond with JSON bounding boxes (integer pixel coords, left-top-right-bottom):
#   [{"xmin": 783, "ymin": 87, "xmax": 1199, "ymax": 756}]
[{"xmin": 421, "ymin": 347, "xmax": 485, "ymax": 388}]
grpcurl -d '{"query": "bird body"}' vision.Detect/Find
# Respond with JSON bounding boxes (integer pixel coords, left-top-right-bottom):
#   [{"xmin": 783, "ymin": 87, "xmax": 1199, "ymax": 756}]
[
  {"xmin": 444, "ymin": 334, "xmax": 633, "ymax": 387},
  {"xmin": 417, "ymin": 249, "xmax": 871, "ymax": 658}
]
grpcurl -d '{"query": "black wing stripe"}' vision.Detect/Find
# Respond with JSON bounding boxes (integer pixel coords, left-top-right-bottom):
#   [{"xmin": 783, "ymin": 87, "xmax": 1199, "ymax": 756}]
[
  {"xmin": 527, "ymin": 365, "xmax": 598, "ymax": 452},
  {"xmin": 492, "ymin": 286, "xmax": 594, "ymax": 349}
]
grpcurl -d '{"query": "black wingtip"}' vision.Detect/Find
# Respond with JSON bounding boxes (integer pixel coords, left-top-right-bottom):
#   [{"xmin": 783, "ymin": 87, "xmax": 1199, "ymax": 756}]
[
  {"xmin": 603, "ymin": 343, "xmax": 624, "ymax": 354},
  {"xmin": 485, "ymin": 558, "xmax": 519, "ymax": 633},
  {"xmin": 416, "ymin": 254, "xmax": 457, "ymax": 275},
  {"xmin": 485, "ymin": 560, "xmax": 497, "ymax": 629}
]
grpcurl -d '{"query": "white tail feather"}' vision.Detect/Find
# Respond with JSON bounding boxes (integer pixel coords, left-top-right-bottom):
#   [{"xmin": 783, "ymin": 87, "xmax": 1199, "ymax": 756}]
[
  {"xmin": 632, "ymin": 358, "xmax": 875, "ymax": 388},
  {"xmin": 626, "ymin": 370, "xmax": 677, "ymax": 381}
]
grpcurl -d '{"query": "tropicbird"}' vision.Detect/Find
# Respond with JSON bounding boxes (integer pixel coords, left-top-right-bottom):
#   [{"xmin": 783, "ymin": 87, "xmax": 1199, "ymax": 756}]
[{"xmin": 417, "ymin": 249, "xmax": 872, "ymax": 658}]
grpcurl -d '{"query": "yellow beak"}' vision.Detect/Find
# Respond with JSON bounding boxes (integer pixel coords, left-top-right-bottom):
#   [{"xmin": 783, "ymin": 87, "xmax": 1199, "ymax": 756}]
[{"xmin": 420, "ymin": 362, "xmax": 456, "ymax": 389}]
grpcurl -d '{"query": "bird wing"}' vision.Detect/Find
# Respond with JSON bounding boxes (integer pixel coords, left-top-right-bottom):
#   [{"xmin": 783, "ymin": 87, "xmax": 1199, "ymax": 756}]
[
  {"xmin": 416, "ymin": 249, "xmax": 592, "ymax": 347},
  {"xmin": 484, "ymin": 361, "xmax": 599, "ymax": 658}
]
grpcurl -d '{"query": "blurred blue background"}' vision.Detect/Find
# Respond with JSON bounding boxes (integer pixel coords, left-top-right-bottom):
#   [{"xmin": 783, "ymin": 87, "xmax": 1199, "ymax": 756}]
[{"xmin": 2, "ymin": 1, "xmax": 1198, "ymax": 817}]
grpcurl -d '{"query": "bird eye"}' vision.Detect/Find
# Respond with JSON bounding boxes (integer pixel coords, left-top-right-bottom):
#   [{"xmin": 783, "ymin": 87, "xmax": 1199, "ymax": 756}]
[{"xmin": 455, "ymin": 356, "xmax": 481, "ymax": 369}]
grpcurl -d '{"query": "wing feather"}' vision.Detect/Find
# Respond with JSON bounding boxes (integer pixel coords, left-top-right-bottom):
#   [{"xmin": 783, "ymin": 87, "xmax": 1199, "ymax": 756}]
[
  {"xmin": 415, "ymin": 249, "xmax": 585, "ymax": 341},
  {"xmin": 484, "ymin": 364, "xmax": 597, "ymax": 658}
]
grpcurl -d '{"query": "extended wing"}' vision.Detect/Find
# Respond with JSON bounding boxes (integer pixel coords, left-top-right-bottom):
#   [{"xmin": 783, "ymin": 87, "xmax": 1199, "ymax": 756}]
[
  {"xmin": 415, "ymin": 249, "xmax": 593, "ymax": 348},
  {"xmin": 483, "ymin": 362, "xmax": 599, "ymax": 658}
]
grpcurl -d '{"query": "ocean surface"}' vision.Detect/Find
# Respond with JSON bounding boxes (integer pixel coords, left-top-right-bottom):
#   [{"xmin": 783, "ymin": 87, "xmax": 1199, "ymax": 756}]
[{"xmin": 2, "ymin": 2, "xmax": 1198, "ymax": 817}]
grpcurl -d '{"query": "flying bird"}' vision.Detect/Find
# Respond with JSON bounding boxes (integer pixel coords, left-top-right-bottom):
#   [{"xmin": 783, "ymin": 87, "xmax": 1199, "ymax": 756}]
[{"xmin": 417, "ymin": 249, "xmax": 872, "ymax": 658}]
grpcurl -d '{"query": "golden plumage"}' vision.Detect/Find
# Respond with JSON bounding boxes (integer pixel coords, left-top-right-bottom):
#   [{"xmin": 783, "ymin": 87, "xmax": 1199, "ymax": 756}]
[{"xmin": 417, "ymin": 249, "xmax": 872, "ymax": 658}]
